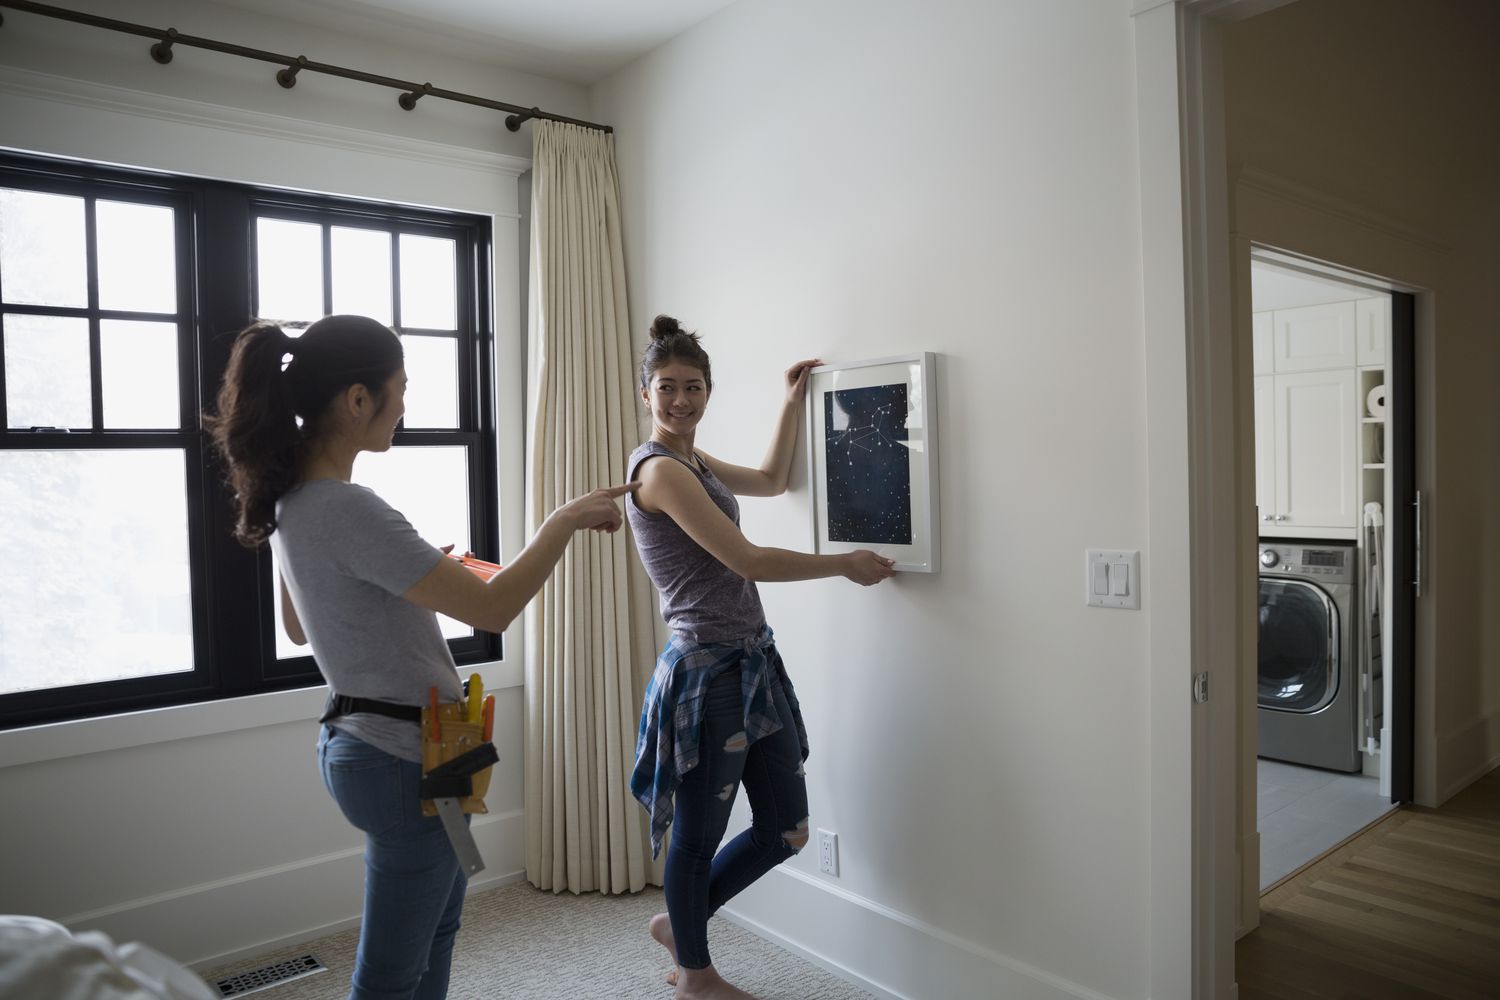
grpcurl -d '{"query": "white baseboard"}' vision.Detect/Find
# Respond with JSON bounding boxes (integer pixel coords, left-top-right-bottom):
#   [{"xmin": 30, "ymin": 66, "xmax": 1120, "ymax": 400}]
[
  {"xmin": 719, "ymin": 866, "xmax": 1119, "ymax": 1000},
  {"xmin": 1437, "ymin": 709, "xmax": 1500, "ymax": 804},
  {"xmin": 1438, "ymin": 750, "xmax": 1500, "ymax": 805},
  {"xmin": 192, "ymin": 864, "xmax": 529, "ymax": 974},
  {"xmin": 60, "ymin": 810, "xmax": 526, "ymax": 970}
]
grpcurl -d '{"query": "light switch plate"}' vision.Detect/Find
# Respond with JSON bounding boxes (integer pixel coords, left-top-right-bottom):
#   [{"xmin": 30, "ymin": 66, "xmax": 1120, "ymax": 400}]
[{"xmin": 1086, "ymin": 549, "xmax": 1140, "ymax": 610}]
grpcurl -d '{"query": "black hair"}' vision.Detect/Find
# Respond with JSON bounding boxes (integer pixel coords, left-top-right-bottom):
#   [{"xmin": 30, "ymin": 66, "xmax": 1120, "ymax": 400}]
[
  {"xmin": 639, "ymin": 314, "xmax": 712, "ymax": 391},
  {"xmin": 204, "ymin": 314, "xmax": 403, "ymax": 547}
]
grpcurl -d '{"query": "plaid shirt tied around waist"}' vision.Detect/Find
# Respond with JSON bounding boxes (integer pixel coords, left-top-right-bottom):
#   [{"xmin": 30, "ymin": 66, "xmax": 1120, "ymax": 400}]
[{"xmin": 630, "ymin": 625, "xmax": 809, "ymax": 858}]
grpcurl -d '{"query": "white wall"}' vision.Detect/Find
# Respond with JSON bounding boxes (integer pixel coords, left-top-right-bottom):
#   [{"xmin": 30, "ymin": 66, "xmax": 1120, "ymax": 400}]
[
  {"xmin": 593, "ymin": 1, "xmax": 1156, "ymax": 997},
  {"xmin": 0, "ymin": 0, "xmax": 585, "ymax": 969},
  {"xmin": 1223, "ymin": 0, "xmax": 1500, "ymax": 804}
]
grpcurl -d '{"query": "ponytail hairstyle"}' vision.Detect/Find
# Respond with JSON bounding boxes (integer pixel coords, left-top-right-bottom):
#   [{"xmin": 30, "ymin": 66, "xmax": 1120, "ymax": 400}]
[
  {"xmin": 639, "ymin": 314, "xmax": 712, "ymax": 392},
  {"xmin": 205, "ymin": 314, "xmax": 403, "ymax": 547}
]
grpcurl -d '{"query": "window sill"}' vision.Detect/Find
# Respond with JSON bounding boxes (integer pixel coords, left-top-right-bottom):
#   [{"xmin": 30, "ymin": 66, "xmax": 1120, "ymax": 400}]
[{"xmin": 0, "ymin": 660, "xmax": 522, "ymax": 769}]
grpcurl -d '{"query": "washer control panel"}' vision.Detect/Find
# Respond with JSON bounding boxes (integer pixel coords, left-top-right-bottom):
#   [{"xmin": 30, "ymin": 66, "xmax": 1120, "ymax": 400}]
[{"xmin": 1258, "ymin": 542, "xmax": 1353, "ymax": 584}]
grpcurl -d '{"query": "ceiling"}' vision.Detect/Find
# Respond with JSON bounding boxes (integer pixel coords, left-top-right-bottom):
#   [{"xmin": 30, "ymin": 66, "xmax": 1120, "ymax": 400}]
[{"xmin": 209, "ymin": 0, "xmax": 741, "ymax": 85}]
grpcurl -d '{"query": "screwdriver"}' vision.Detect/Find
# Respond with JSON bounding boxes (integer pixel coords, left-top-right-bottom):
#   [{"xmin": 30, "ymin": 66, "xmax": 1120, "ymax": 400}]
[{"xmin": 466, "ymin": 673, "xmax": 484, "ymax": 724}]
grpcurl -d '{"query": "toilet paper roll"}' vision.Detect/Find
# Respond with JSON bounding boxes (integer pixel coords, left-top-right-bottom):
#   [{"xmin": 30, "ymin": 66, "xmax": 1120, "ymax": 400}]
[{"xmin": 1366, "ymin": 383, "xmax": 1386, "ymax": 418}]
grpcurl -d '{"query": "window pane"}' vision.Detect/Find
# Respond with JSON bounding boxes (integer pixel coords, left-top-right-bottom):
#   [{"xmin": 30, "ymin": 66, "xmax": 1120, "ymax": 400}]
[
  {"xmin": 0, "ymin": 450, "xmax": 193, "ymax": 694},
  {"xmin": 4, "ymin": 313, "xmax": 91, "ymax": 429},
  {"xmin": 97, "ymin": 200, "xmax": 177, "ymax": 313},
  {"xmin": 256, "ymin": 218, "xmax": 323, "ymax": 325},
  {"xmin": 275, "ymin": 446, "xmax": 475, "ymax": 656},
  {"xmin": 101, "ymin": 320, "xmax": 179, "ymax": 428},
  {"xmin": 332, "ymin": 227, "xmax": 392, "ymax": 325},
  {"xmin": 0, "ymin": 188, "xmax": 87, "ymax": 308},
  {"xmin": 399, "ymin": 234, "xmax": 456, "ymax": 330},
  {"xmin": 271, "ymin": 551, "xmax": 304, "ymax": 662},
  {"xmin": 401, "ymin": 335, "xmax": 458, "ymax": 428},
  {"xmin": 355, "ymin": 445, "xmax": 473, "ymax": 641}
]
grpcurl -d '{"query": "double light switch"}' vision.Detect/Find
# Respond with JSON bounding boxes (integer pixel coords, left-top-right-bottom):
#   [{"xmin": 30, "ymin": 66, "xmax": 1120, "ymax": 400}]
[{"xmin": 1086, "ymin": 549, "xmax": 1141, "ymax": 610}]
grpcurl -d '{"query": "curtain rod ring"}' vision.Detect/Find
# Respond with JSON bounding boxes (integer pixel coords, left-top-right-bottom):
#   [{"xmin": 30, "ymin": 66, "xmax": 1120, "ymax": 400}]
[
  {"xmin": 150, "ymin": 27, "xmax": 177, "ymax": 64},
  {"xmin": 276, "ymin": 55, "xmax": 307, "ymax": 88},
  {"xmin": 398, "ymin": 82, "xmax": 431, "ymax": 110},
  {"xmin": 505, "ymin": 106, "xmax": 541, "ymax": 132}
]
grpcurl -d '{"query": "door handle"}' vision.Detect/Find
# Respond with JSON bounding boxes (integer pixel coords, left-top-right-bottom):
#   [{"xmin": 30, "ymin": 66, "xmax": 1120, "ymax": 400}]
[{"xmin": 1413, "ymin": 490, "xmax": 1423, "ymax": 597}]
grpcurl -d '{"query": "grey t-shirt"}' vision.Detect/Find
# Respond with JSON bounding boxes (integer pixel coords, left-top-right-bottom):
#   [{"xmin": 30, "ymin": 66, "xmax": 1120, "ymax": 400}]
[{"xmin": 271, "ymin": 479, "xmax": 461, "ymax": 762}]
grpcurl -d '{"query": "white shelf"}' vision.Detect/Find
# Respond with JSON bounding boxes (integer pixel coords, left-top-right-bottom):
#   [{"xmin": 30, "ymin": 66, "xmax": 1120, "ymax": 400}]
[
  {"xmin": 1362, "ymin": 463, "xmax": 1386, "ymax": 470},
  {"xmin": 1362, "ymin": 416, "xmax": 1385, "ymax": 424}
]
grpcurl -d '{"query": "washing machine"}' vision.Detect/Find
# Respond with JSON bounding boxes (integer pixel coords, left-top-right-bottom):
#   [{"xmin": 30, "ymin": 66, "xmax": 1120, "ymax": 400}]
[{"xmin": 1257, "ymin": 539, "xmax": 1361, "ymax": 772}]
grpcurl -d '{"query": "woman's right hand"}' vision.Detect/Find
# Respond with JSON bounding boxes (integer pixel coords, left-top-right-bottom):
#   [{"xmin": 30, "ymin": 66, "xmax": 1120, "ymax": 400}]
[
  {"xmin": 843, "ymin": 550, "xmax": 897, "ymax": 585},
  {"xmin": 553, "ymin": 483, "xmax": 640, "ymax": 533}
]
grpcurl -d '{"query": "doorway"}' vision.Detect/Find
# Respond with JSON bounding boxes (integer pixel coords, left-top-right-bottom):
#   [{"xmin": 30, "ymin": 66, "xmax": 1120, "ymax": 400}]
[{"xmin": 1246, "ymin": 252, "xmax": 1414, "ymax": 890}]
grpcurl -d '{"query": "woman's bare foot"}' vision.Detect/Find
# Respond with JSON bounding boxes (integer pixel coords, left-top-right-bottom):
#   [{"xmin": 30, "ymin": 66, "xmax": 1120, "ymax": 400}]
[
  {"xmin": 675, "ymin": 963, "xmax": 757, "ymax": 1000},
  {"xmin": 649, "ymin": 913, "xmax": 679, "ymax": 986}
]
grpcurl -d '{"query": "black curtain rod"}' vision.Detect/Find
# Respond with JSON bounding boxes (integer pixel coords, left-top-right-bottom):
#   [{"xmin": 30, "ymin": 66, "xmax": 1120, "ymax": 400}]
[{"xmin": 0, "ymin": 0, "xmax": 612, "ymax": 134}]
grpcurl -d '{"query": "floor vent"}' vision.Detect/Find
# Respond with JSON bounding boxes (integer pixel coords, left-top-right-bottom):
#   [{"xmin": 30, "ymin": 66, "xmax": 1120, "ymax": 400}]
[{"xmin": 213, "ymin": 954, "xmax": 327, "ymax": 997}]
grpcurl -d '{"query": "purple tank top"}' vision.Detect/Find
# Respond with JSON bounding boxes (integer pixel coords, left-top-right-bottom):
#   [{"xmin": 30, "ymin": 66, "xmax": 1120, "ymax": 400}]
[{"xmin": 627, "ymin": 441, "xmax": 767, "ymax": 643}]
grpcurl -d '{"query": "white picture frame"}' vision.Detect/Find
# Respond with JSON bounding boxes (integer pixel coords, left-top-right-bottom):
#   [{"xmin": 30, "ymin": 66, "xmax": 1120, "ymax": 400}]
[{"xmin": 805, "ymin": 352, "xmax": 939, "ymax": 573}]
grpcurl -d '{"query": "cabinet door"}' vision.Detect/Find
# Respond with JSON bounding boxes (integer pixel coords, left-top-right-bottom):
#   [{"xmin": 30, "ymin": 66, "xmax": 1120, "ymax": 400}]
[
  {"xmin": 1252, "ymin": 312, "xmax": 1273, "ymax": 375},
  {"xmin": 1274, "ymin": 302, "xmax": 1357, "ymax": 372},
  {"xmin": 1356, "ymin": 297, "xmax": 1388, "ymax": 366},
  {"xmin": 1274, "ymin": 369, "xmax": 1358, "ymax": 529},
  {"xmin": 1254, "ymin": 374, "xmax": 1276, "ymax": 525}
]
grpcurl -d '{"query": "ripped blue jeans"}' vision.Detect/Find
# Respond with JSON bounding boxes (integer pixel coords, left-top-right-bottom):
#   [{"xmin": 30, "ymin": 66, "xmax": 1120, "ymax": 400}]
[{"xmin": 664, "ymin": 667, "xmax": 810, "ymax": 970}]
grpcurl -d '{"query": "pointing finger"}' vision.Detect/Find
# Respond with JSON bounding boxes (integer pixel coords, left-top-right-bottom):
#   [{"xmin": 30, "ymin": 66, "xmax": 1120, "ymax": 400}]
[{"xmin": 598, "ymin": 482, "xmax": 642, "ymax": 497}]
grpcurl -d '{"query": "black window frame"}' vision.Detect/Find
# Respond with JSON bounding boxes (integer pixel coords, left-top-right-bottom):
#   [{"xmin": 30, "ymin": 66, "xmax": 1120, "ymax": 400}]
[{"xmin": 0, "ymin": 151, "xmax": 499, "ymax": 730}]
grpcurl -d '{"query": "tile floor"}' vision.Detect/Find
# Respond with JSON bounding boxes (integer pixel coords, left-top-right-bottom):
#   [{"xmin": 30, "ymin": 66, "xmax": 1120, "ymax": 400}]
[{"xmin": 1256, "ymin": 757, "xmax": 1395, "ymax": 889}]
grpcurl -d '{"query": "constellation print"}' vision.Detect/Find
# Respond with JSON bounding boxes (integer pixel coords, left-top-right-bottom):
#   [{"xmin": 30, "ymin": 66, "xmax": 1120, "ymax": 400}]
[{"xmin": 824, "ymin": 383, "xmax": 912, "ymax": 544}]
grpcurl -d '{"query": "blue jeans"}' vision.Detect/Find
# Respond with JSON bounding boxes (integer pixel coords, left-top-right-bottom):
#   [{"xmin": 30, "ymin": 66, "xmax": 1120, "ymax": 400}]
[
  {"xmin": 665, "ymin": 668, "xmax": 809, "ymax": 970},
  {"xmin": 317, "ymin": 726, "xmax": 466, "ymax": 1000}
]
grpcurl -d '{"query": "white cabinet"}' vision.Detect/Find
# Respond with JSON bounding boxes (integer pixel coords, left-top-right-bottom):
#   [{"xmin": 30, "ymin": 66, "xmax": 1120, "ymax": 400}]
[
  {"xmin": 1251, "ymin": 297, "xmax": 1385, "ymax": 537},
  {"xmin": 1272, "ymin": 302, "xmax": 1357, "ymax": 372},
  {"xmin": 1253, "ymin": 375, "xmax": 1276, "ymax": 520},
  {"xmin": 1356, "ymin": 296, "xmax": 1388, "ymax": 366},
  {"xmin": 1254, "ymin": 369, "xmax": 1359, "ymax": 534},
  {"xmin": 1252, "ymin": 311, "xmax": 1272, "ymax": 375}
]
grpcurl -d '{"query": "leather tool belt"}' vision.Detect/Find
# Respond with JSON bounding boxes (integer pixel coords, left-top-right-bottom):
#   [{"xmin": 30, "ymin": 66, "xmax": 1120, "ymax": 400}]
[{"xmin": 419, "ymin": 700, "xmax": 495, "ymax": 817}]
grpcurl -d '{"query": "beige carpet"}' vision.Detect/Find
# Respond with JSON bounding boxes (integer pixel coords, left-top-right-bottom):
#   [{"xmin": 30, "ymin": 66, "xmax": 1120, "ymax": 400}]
[{"xmin": 202, "ymin": 881, "xmax": 875, "ymax": 999}]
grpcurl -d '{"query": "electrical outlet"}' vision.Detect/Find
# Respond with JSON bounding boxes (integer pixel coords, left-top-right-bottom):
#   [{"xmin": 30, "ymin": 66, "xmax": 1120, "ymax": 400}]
[{"xmin": 817, "ymin": 829, "xmax": 839, "ymax": 876}]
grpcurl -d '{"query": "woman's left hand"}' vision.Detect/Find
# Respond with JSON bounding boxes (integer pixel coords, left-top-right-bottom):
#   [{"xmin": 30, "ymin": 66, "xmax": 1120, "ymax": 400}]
[{"xmin": 784, "ymin": 358, "xmax": 823, "ymax": 404}]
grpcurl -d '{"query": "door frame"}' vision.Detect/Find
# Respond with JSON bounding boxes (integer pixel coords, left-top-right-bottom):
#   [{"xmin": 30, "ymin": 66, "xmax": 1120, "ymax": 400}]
[
  {"xmin": 1231, "ymin": 183, "xmax": 1439, "ymax": 939},
  {"xmin": 1132, "ymin": 1, "xmax": 1441, "ymax": 994}
]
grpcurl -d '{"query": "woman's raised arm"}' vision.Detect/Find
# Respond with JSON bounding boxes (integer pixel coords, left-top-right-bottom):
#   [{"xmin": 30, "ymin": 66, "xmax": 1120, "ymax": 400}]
[{"xmin": 402, "ymin": 484, "xmax": 637, "ymax": 631}]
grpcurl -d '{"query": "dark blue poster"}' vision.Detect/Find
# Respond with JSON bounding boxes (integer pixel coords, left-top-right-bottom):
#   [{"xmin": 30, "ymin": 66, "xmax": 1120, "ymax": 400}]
[{"xmin": 824, "ymin": 383, "xmax": 912, "ymax": 544}]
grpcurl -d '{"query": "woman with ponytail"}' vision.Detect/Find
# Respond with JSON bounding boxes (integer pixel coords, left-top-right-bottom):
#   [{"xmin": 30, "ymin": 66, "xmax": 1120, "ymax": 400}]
[
  {"xmin": 207, "ymin": 314, "xmax": 634, "ymax": 1000},
  {"xmin": 627, "ymin": 315, "xmax": 895, "ymax": 1000}
]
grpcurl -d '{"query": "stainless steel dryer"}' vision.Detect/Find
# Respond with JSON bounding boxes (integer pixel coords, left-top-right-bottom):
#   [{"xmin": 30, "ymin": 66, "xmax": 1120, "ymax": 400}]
[{"xmin": 1257, "ymin": 540, "xmax": 1361, "ymax": 772}]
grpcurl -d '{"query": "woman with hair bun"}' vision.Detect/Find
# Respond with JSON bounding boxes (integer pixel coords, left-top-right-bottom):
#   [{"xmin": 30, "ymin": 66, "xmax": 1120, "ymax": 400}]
[
  {"xmin": 628, "ymin": 315, "xmax": 895, "ymax": 999},
  {"xmin": 207, "ymin": 314, "xmax": 634, "ymax": 1000}
]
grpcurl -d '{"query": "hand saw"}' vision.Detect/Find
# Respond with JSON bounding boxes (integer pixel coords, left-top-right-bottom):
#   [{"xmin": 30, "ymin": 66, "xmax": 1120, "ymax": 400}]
[{"xmin": 419, "ymin": 742, "xmax": 499, "ymax": 876}]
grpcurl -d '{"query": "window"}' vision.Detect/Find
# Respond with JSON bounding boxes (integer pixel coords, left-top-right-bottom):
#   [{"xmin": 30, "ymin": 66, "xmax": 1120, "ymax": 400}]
[{"xmin": 0, "ymin": 153, "xmax": 497, "ymax": 728}]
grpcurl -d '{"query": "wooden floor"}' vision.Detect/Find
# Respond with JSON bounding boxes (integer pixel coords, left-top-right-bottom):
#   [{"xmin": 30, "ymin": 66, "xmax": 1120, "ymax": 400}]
[{"xmin": 1237, "ymin": 766, "xmax": 1500, "ymax": 999}]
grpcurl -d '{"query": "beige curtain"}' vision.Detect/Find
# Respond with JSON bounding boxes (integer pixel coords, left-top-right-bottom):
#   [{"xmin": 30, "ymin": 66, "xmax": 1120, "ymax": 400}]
[{"xmin": 523, "ymin": 121, "xmax": 662, "ymax": 894}]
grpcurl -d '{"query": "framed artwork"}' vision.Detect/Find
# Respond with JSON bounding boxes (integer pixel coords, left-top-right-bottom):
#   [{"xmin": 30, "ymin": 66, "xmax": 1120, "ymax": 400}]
[{"xmin": 805, "ymin": 352, "xmax": 939, "ymax": 573}]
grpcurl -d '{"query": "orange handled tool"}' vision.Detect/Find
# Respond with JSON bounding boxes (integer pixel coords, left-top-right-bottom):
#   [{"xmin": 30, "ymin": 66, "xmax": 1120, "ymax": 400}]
[
  {"xmin": 481, "ymin": 694, "xmax": 495, "ymax": 741},
  {"xmin": 448, "ymin": 553, "xmax": 503, "ymax": 582}
]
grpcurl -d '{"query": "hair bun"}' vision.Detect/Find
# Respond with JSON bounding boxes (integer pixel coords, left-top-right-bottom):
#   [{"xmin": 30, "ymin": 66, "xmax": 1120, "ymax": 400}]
[{"xmin": 649, "ymin": 314, "xmax": 682, "ymax": 341}]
